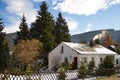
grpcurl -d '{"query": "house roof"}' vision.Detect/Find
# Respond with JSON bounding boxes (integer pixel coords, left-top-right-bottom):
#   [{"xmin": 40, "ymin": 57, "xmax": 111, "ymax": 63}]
[
  {"xmin": 115, "ymin": 54, "xmax": 120, "ymax": 59},
  {"xmin": 62, "ymin": 42, "xmax": 117, "ymax": 55}
]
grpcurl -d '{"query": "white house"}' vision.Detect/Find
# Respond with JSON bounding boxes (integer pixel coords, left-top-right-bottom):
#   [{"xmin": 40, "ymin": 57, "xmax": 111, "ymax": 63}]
[{"xmin": 49, "ymin": 42, "xmax": 117, "ymax": 70}]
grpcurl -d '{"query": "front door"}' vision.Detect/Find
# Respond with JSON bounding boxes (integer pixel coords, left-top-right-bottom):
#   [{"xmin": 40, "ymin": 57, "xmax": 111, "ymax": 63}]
[{"xmin": 74, "ymin": 57, "xmax": 78, "ymax": 68}]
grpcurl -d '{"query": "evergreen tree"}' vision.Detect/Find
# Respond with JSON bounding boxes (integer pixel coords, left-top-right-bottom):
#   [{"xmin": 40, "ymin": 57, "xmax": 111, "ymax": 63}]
[
  {"xmin": 99, "ymin": 55, "xmax": 114, "ymax": 69},
  {"xmin": 117, "ymin": 49, "xmax": 120, "ymax": 55},
  {"xmin": 78, "ymin": 61, "xmax": 88, "ymax": 79},
  {"xmin": 89, "ymin": 40, "xmax": 95, "ymax": 47},
  {"xmin": 30, "ymin": 1, "xmax": 55, "ymax": 65},
  {"xmin": 55, "ymin": 12, "xmax": 70, "ymax": 46},
  {"xmin": 98, "ymin": 55, "xmax": 115, "ymax": 76},
  {"xmin": 88, "ymin": 60, "xmax": 95, "ymax": 70},
  {"xmin": 0, "ymin": 18, "xmax": 9, "ymax": 71},
  {"xmin": 103, "ymin": 55, "xmax": 114, "ymax": 69},
  {"xmin": 94, "ymin": 39, "xmax": 100, "ymax": 44},
  {"xmin": 14, "ymin": 14, "xmax": 29, "ymax": 45}
]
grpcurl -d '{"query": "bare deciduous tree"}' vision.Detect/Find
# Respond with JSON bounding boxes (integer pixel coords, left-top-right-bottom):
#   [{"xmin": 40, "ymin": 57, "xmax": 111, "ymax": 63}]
[{"xmin": 50, "ymin": 54, "xmax": 61, "ymax": 71}]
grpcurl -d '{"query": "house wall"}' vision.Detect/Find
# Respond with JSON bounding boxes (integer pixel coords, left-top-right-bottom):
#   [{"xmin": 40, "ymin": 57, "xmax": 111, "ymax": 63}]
[
  {"xmin": 115, "ymin": 55, "xmax": 120, "ymax": 66},
  {"xmin": 78, "ymin": 54, "xmax": 115, "ymax": 68},
  {"xmin": 49, "ymin": 43, "xmax": 79, "ymax": 70}
]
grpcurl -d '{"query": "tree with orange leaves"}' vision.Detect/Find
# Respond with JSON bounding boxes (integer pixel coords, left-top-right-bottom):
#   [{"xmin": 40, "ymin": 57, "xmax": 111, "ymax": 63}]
[{"xmin": 102, "ymin": 32, "xmax": 113, "ymax": 48}]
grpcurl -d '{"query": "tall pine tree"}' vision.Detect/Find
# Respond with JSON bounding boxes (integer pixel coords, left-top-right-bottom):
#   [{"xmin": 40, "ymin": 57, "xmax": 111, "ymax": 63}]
[
  {"xmin": 14, "ymin": 14, "xmax": 29, "ymax": 45},
  {"xmin": 30, "ymin": 1, "xmax": 55, "ymax": 65},
  {"xmin": 55, "ymin": 12, "xmax": 70, "ymax": 46},
  {"xmin": 0, "ymin": 18, "xmax": 9, "ymax": 71}
]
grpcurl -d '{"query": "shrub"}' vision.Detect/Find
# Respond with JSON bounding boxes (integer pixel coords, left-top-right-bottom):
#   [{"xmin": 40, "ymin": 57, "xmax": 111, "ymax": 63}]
[
  {"xmin": 1, "ymin": 70, "xmax": 9, "ymax": 80},
  {"xmin": 68, "ymin": 63, "xmax": 73, "ymax": 70},
  {"xmin": 97, "ymin": 55, "xmax": 115, "ymax": 77},
  {"xmin": 26, "ymin": 64, "xmax": 33, "ymax": 74},
  {"xmin": 96, "ymin": 68, "xmax": 115, "ymax": 77},
  {"xmin": 58, "ymin": 62, "xmax": 68, "ymax": 71},
  {"xmin": 68, "ymin": 62, "xmax": 77, "ymax": 70},
  {"xmin": 78, "ymin": 62, "xmax": 88, "ymax": 79},
  {"xmin": 88, "ymin": 60, "xmax": 95, "ymax": 70},
  {"xmin": 57, "ymin": 67, "xmax": 66, "ymax": 80}
]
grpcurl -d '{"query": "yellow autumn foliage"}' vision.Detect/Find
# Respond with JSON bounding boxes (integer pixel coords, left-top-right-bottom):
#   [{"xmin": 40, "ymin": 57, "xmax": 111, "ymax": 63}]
[{"xmin": 13, "ymin": 39, "xmax": 43, "ymax": 64}]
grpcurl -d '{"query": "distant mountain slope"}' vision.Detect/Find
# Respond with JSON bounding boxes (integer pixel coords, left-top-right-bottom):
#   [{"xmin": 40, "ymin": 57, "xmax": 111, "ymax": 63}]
[
  {"xmin": 5, "ymin": 33, "xmax": 17, "ymax": 50},
  {"xmin": 5, "ymin": 29, "xmax": 120, "ymax": 50},
  {"xmin": 71, "ymin": 29, "xmax": 120, "ymax": 43}
]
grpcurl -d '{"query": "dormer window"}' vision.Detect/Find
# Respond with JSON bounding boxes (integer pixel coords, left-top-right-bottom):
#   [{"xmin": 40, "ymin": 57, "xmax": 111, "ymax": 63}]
[{"xmin": 60, "ymin": 46, "xmax": 63, "ymax": 53}]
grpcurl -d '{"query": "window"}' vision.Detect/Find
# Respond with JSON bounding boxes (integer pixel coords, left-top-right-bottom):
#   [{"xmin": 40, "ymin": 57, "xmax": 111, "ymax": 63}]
[
  {"xmin": 81, "ymin": 57, "xmax": 84, "ymax": 62},
  {"xmin": 64, "ymin": 57, "xmax": 68, "ymax": 64},
  {"xmin": 84, "ymin": 57, "xmax": 87, "ymax": 63},
  {"xmin": 60, "ymin": 46, "xmax": 63, "ymax": 53},
  {"xmin": 100, "ymin": 58, "xmax": 103, "ymax": 61},
  {"xmin": 116, "ymin": 59, "xmax": 118, "ymax": 64},
  {"xmin": 92, "ymin": 57, "xmax": 95, "ymax": 61},
  {"xmin": 69, "ymin": 55, "xmax": 72, "ymax": 59}
]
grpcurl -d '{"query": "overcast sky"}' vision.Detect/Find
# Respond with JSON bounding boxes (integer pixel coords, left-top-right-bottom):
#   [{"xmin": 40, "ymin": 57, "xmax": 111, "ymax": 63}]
[{"xmin": 0, "ymin": 0, "xmax": 120, "ymax": 35}]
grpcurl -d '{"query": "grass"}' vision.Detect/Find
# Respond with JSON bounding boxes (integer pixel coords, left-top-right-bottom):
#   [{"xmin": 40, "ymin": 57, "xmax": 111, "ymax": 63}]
[{"xmin": 96, "ymin": 75, "xmax": 120, "ymax": 80}]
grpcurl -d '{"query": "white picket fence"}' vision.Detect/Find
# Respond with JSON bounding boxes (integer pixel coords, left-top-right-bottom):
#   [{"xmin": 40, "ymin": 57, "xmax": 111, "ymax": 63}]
[{"xmin": 0, "ymin": 71, "xmax": 78, "ymax": 80}]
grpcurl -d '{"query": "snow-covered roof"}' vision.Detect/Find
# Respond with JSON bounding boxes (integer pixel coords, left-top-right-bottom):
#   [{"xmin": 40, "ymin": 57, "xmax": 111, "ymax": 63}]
[
  {"xmin": 62, "ymin": 42, "xmax": 117, "ymax": 55},
  {"xmin": 115, "ymin": 55, "xmax": 120, "ymax": 59}
]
